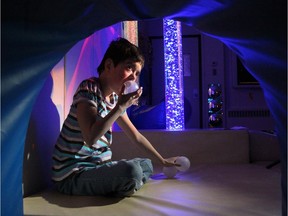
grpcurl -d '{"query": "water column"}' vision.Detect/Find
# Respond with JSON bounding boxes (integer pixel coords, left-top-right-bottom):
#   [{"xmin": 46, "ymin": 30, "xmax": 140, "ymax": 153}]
[{"xmin": 163, "ymin": 19, "xmax": 185, "ymax": 130}]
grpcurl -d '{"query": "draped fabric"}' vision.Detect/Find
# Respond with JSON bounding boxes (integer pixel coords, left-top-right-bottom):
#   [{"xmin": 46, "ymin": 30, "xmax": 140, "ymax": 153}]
[{"xmin": 1, "ymin": 0, "xmax": 286, "ymax": 215}]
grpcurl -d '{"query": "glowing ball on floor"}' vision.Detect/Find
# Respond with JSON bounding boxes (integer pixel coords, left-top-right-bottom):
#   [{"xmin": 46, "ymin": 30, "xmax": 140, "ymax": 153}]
[
  {"xmin": 163, "ymin": 166, "xmax": 178, "ymax": 178},
  {"xmin": 124, "ymin": 81, "xmax": 139, "ymax": 94},
  {"xmin": 175, "ymin": 156, "xmax": 190, "ymax": 172}
]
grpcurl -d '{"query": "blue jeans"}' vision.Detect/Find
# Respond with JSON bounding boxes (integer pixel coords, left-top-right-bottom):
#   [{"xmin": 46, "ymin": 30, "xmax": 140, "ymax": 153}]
[{"xmin": 56, "ymin": 158, "xmax": 153, "ymax": 197}]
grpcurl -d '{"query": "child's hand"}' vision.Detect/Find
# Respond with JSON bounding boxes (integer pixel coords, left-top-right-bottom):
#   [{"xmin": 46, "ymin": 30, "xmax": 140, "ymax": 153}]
[
  {"xmin": 162, "ymin": 157, "xmax": 180, "ymax": 167},
  {"xmin": 117, "ymin": 86, "xmax": 142, "ymax": 110}
]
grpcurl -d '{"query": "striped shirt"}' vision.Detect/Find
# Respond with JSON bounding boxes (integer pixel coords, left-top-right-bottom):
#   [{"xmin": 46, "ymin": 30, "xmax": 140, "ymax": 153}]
[{"xmin": 52, "ymin": 77, "xmax": 117, "ymax": 182}]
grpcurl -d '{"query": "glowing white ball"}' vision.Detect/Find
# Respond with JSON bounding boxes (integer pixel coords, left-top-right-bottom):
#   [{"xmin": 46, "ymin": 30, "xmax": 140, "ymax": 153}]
[
  {"xmin": 175, "ymin": 156, "xmax": 190, "ymax": 172},
  {"xmin": 124, "ymin": 81, "xmax": 139, "ymax": 94},
  {"xmin": 163, "ymin": 166, "xmax": 178, "ymax": 178}
]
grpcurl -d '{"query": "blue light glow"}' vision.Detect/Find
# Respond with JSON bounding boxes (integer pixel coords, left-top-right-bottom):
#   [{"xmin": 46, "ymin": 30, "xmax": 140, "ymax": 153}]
[{"xmin": 163, "ymin": 19, "xmax": 185, "ymax": 130}]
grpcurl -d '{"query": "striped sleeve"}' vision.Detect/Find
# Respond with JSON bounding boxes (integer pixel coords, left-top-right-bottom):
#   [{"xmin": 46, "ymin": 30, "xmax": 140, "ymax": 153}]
[{"xmin": 73, "ymin": 78, "xmax": 101, "ymax": 107}]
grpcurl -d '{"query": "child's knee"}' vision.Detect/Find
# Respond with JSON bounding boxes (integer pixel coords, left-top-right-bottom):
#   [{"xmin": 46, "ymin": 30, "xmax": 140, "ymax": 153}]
[{"xmin": 123, "ymin": 161, "xmax": 142, "ymax": 180}]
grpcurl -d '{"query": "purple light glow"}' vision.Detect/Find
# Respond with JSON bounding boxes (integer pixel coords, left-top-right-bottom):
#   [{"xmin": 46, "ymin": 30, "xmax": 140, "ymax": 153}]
[{"xmin": 163, "ymin": 19, "xmax": 185, "ymax": 130}]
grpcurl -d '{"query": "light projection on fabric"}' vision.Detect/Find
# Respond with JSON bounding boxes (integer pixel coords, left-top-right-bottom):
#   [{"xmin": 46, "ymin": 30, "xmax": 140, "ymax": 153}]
[
  {"xmin": 64, "ymin": 24, "xmax": 122, "ymax": 118},
  {"xmin": 122, "ymin": 21, "xmax": 138, "ymax": 46},
  {"xmin": 163, "ymin": 19, "xmax": 185, "ymax": 130},
  {"xmin": 122, "ymin": 21, "xmax": 139, "ymax": 84}
]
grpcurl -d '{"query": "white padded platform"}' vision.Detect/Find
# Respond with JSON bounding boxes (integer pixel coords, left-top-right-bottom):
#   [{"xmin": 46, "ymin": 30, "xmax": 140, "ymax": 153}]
[
  {"xmin": 24, "ymin": 130, "xmax": 281, "ymax": 215},
  {"xmin": 111, "ymin": 130, "xmax": 250, "ymax": 165},
  {"xmin": 24, "ymin": 164, "xmax": 281, "ymax": 216}
]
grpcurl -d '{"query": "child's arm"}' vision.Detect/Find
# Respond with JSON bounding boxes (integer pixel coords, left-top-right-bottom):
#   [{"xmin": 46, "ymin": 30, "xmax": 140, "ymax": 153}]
[
  {"xmin": 116, "ymin": 112, "xmax": 177, "ymax": 167},
  {"xmin": 77, "ymin": 86, "xmax": 141, "ymax": 147}
]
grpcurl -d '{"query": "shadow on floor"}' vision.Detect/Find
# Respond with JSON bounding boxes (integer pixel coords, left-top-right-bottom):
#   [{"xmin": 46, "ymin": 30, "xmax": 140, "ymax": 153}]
[{"xmin": 38, "ymin": 186, "xmax": 124, "ymax": 208}]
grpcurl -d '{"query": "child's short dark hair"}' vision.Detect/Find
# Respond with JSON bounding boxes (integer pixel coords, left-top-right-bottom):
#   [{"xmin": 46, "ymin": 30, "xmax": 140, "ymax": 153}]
[{"xmin": 97, "ymin": 37, "xmax": 145, "ymax": 74}]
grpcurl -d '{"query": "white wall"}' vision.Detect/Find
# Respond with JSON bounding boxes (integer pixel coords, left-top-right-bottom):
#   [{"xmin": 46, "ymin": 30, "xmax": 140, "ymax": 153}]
[{"xmin": 223, "ymin": 47, "xmax": 275, "ymax": 130}]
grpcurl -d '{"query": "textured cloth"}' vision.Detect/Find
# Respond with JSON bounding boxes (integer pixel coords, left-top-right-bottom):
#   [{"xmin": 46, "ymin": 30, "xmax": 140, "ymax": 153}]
[{"xmin": 56, "ymin": 158, "xmax": 153, "ymax": 197}]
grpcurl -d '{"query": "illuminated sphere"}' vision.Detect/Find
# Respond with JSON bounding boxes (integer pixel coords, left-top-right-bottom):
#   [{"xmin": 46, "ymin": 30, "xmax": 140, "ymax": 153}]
[
  {"xmin": 124, "ymin": 81, "xmax": 139, "ymax": 94},
  {"xmin": 209, "ymin": 114, "xmax": 223, "ymax": 127},
  {"xmin": 208, "ymin": 84, "xmax": 222, "ymax": 99},
  {"xmin": 208, "ymin": 99, "xmax": 222, "ymax": 112},
  {"xmin": 163, "ymin": 166, "xmax": 178, "ymax": 178},
  {"xmin": 175, "ymin": 156, "xmax": 190, "ymax": 172}
]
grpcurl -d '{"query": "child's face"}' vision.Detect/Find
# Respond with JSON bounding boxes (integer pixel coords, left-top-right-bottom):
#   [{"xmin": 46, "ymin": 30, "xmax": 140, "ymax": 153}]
[{"xmin": 112, "ymin": 59, "xmax": 142, "ymax": 94}]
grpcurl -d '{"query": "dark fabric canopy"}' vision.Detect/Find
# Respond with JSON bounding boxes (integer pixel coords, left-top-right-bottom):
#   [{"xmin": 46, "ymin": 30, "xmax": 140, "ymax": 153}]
[{"xmin": 1, "ymin": 1, "xmax": 286, "ymax": 215}]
